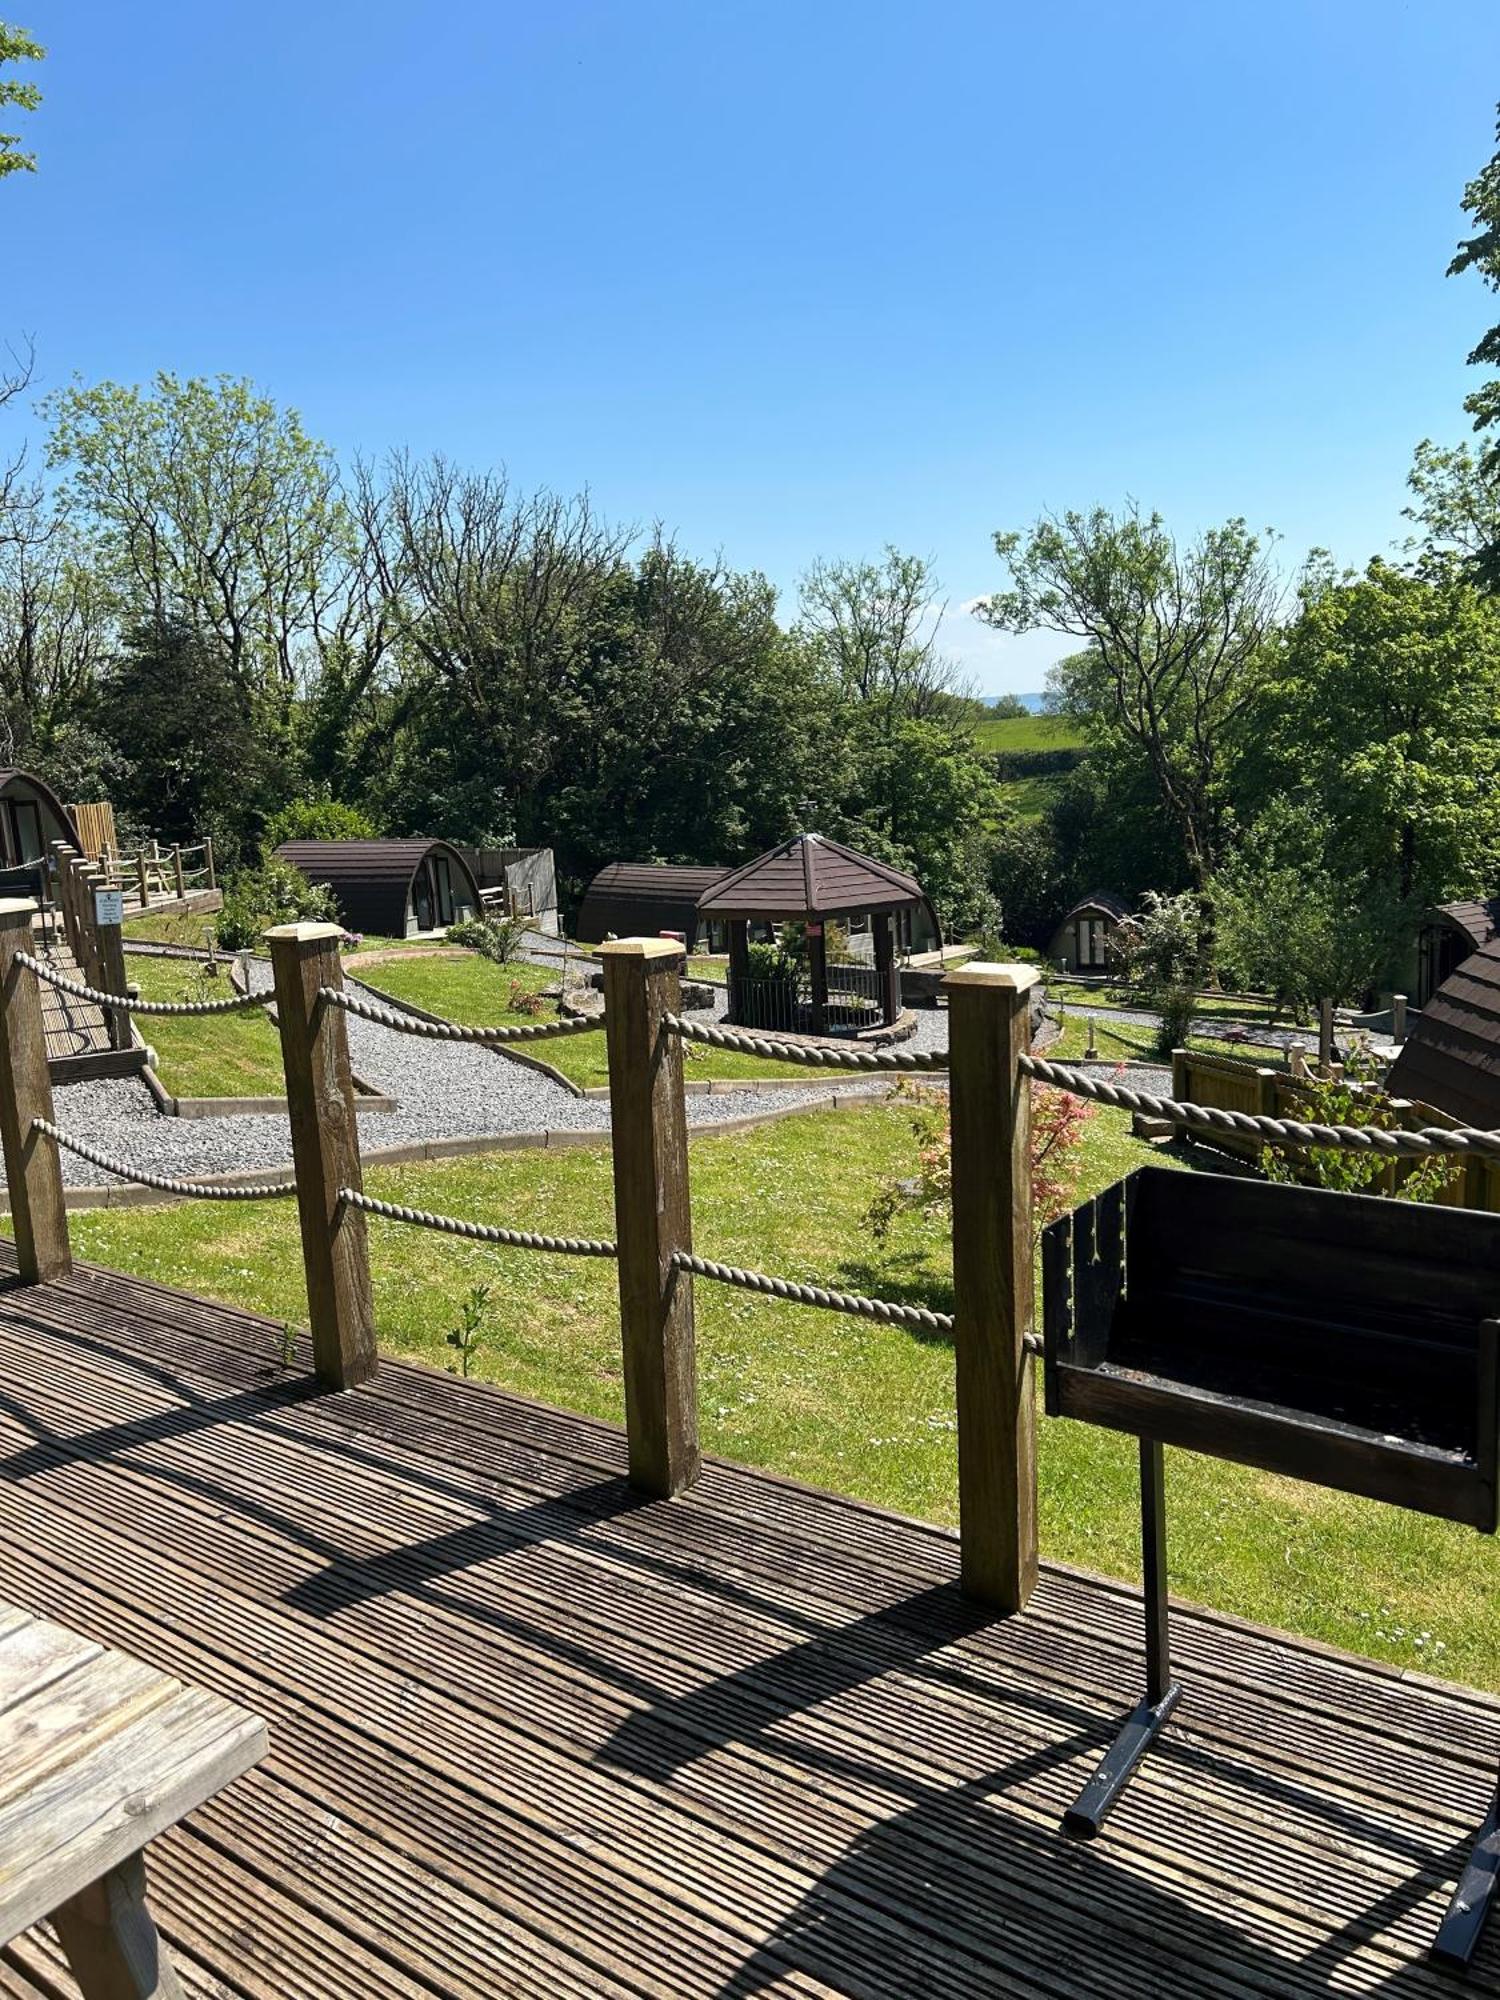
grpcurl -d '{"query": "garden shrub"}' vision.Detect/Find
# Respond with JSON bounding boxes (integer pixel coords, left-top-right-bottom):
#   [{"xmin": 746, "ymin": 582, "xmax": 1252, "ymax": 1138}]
[
  {"xmin": 446, "ymin": 914, "xmax": 529, "ymax": 963},
  {"xmin": 263, "ymin": 794, "xmax": 378, "ymax": 848},
  {"xmin": 216, "ymin": 857, "xmax": 339, "ymax": 951}
]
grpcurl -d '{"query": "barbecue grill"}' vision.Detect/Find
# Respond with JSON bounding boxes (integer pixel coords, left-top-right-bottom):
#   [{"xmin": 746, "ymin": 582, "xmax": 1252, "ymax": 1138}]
[{"xmin": 1042, "ymin": 1166, "xmax": 1500, "ymax": 1970}]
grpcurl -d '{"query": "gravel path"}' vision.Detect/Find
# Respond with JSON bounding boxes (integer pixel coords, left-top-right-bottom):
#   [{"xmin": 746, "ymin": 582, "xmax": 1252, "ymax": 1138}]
[
  {"xmin": 42, "ymin": 953, "xmax": 1229, "ymax": 1193},
  {"xmin": 46, "ymin": 966, "xmax": 898, "ymax": 1191}
]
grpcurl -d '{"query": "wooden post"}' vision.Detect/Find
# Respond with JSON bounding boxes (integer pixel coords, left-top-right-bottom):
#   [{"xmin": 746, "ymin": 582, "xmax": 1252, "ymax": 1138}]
[
  {"xmin": 0, "ymin": 899, "xmax": 71, "ymax": 1284},
  {"xmin": 1392, "ymin": 992, "xmax": 1407, "ymax": 1044},
  {"xmin": 204, "ymin": 837, "xmax": 215, "ymax": 892},
  {"xmin": 172, "ymin": 847, "xmax": 185, "ymax": 900},
  {"xmin": 808, "ymin": 922, "xmax": 829, "ymax": 1035},
  {"xmin": 600, "ymin": 937, "xmax": 699, "ymax": 1497},
  {"xmin": 92, "ymin": 886, "xmax": 131, "ymax": 1052},
  {"xmin": 136, "ymin": 851, "xmax": 149, "ymax": 910},
  {"xmin": 727, "ymin": 920, "xmax": 749, "ymax": 1023},
  {"xmin": 266, "ymin": 922, "xmax": 377, "ymax": 1389},
  {"xmin": 874, "ymin": 912, "xmax": 900, "ymax": 1025},
  {"xmin": 52, "ymin": 1850, "xmax": 185, "ymax": 1999},
  {"xmin": 942, "ymin": 961, "xmax": 1039, "ymax": 1611},
  {"xmin": 1318, "ymin": 997, "xmax": 1335, "ymax": 1076}
]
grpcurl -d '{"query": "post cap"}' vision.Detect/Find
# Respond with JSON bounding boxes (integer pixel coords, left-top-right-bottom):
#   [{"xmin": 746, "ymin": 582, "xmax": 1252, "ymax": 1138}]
[
  {"xmin": 263, "ymin": 921, "xmax": 347, "ymax": 945},
  {"xmin": 597, "ymin": 937, "xmax": 686, "ymax": 961},
  {"xmin": 941, "ymin": 961, "xmax": 1040, "ymax": 993},
  {"xmin": 0, "ymin": 897, "xmax": 39, "ymax": 922}
]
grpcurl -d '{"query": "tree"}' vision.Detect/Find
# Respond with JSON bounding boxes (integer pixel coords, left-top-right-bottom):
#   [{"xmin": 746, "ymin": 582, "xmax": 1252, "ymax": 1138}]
[
  {"xmin": 1449, "ymin": 107, "xmax": 1500, "ymax": 479},
  {"xmin": 94, "ymin": 620, "xmax": 281, "ymax": 861},
  {"xmin": 1212, "ymin": 800, "xmax": 1400, "ymax": 1016},
  {"xmin": 980, "ymin": 507, "xmax": 1284, "ymax": 889},
  {"xmin": 0, "ymin": 22, "xmax": 42, "ymax": 179},
  {"xmin": 1110, "ymin": 890, "xmax": 1203, "ymax": 1053},
  {"xmin": 45, "ymin": 374, "xmax": 351, "ymax": 705},
  {"xmin": 1251, "ymin": 559, "xmax": 1500, "ymax": 954},
  {"xmin": 1403, "ymin": 439, "xmax": 1500, "ymax": 583},
  {"xmin": 798, "ymin": 547, "xmax": 964, "ymax": 726}
]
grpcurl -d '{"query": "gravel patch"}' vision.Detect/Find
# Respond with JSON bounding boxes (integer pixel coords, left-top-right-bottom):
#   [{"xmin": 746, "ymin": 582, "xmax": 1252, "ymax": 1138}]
[{"xmin": 45, "ymin": 968, "xmax": 893, "ymax": 1191}]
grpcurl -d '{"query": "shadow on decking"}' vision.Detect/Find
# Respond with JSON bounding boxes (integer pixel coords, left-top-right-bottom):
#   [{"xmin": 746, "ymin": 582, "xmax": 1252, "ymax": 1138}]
[{"xmin": 0, "ymin": 1272, "xmax": 1494, "ymax": 1995}]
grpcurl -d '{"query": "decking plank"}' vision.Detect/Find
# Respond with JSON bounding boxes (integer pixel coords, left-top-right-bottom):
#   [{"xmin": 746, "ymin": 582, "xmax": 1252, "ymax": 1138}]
[{"xmin": 0, "ymin": 1249, "xmax": 1493, "ymax": 1995}]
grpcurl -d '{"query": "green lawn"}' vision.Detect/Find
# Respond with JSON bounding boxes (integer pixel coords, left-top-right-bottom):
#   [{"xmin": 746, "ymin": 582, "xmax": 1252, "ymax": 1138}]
[
  {"xmin": 361, "ymin": 949, "xmax": 808, "ymax": 1087},
  {"xmin": 125, "ymin": 953, "xmax": 285, "ymax": 1099},
  {"xmin": 1045, "ymin": 1012, "xmax": 1289, "ymax": 1068},
  {"xmin": 122, "ymin": 910, "xmax": 222, "ymax": 950},
  {"xmin": 40, "ymin": 1095, "xmax": 1497, "ymax": 1692},
  {"xmin": 1046, "ymin": 977, "xmax": 1281, "ymax": 1026},
  {"xmin": 972, "ymin": 712, "xmax": 1087, "ymax": 753}
]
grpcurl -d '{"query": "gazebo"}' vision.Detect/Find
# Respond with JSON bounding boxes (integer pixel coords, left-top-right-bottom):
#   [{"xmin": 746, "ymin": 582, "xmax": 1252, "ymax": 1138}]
[{"xmin": 696, "ymin": 832, "xmax": 932, "ymax": 1036}]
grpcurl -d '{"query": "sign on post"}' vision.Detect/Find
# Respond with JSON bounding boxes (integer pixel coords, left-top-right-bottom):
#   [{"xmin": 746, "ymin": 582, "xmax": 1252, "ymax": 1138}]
[{"xmin": 93, "ymin": 888, "xmax": 124, "ymax": 926}]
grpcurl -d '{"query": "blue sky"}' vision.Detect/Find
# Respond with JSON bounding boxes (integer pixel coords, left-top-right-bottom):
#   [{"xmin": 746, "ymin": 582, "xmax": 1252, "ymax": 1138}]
[{"xmin": 6, "ymin": 0, "xmax": 1500, "ymax": 692}]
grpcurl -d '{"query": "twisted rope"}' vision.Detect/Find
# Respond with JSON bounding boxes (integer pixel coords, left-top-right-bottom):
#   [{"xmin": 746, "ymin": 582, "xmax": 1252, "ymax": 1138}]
[
  {"xmin": 339, "ymin": 1187, "xmax": 617, "ymax": 1258},
  {"xmin": 671, "ymin": 1249, "xmax": 953, "ymax": 1333},
  {"xmin": 320, "ymin": 987, "xmax": 599, "ymax": 1046},
  {"xmin": 1021, "ymin": 1054, "xmax": 1500, "ymax": 1157},
  {"xmin": 17, "ymin": 953, "xmax": 268, "ymax": 1017},
  {"xmin": 32, "ymin": 1119, "xmax": 297, "ymax": 1199},
  {"xmin": 664, "ymin": 1013, "xmax": 948, "ymax": 1073}
]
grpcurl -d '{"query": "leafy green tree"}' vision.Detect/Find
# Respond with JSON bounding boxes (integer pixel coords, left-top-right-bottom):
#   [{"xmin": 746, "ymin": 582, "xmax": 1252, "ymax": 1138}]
[
  {"xmin": 840, "ymin": 714, "xmax": 1002, "ymax": 937},
  {"xmin": 93, "ymin": 620, "xmax": 281, "ymax": 863},
  {"xmin": 1212, "ymin": 800, "xmax": 1399, "ymax": 1016},
  {"xmin": 1403, "ymin": 439, "xmax": 1500, "ymax": 582},
  {"xmin": 0, "ymin": 22, "xmax": 42, "ymax": 178},
  {"xmin": 1450, "ymin": 107, "xmax": 1500, "ymax": 479},
  {"xmin": 46, "ymin": 375, "xmax": 350, "ymax": 705},
  {"xmin": 1250, "ymin": 559, "xmax": 1500, "ymax": 954},
  {"xmin": 980, "ymin": 508, "xmax": 1284, "ymax": 889},
  {"xmin": 263, "ymin": 792, "xmax": 378, "ymax": 849},
  {"xmin": 797, "ymin": 546, "xmax": 963, "ymax": 725}
]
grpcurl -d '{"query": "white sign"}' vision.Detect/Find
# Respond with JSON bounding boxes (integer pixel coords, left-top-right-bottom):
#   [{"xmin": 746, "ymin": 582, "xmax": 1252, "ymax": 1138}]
[{"xmin": 93, "ymin": 889, "xmax": 125, "ymax": 927}]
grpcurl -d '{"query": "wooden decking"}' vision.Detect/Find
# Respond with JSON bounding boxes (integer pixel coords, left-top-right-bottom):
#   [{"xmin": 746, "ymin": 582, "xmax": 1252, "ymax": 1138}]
[
  {"xmin": 0, "ymin": 1243, "xmax": 1494, "ymax": 1997},
  {"xmin": 33, "ymin": 938, "xmax": 147, "ymax": 1082}
]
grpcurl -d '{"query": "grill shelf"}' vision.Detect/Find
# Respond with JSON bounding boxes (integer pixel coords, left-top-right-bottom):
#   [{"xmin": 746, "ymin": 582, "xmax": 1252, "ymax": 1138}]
[{"xmin": 1042, "ymin": 1166, "xmax": 1500, "ymax": 1969}]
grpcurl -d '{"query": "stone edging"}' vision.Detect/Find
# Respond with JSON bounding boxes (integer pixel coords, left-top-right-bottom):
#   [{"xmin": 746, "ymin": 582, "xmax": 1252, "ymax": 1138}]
[{"xmin": 27, "ymin": 1085, "xmax": 893, "ymax": 1214}]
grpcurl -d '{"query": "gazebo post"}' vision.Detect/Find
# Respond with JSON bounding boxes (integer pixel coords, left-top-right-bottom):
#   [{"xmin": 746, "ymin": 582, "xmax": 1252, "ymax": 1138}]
[
  {"xmin": 727, "ymin": 920, "xmax": 750, "ymax": 1023},
  {"xmin": 875, "ymin": 912, "xmax": 900, "ymax": 1026},
  {"xmin": 808, "ymin": 920, "xmax": 829, "ymax": 1035}
]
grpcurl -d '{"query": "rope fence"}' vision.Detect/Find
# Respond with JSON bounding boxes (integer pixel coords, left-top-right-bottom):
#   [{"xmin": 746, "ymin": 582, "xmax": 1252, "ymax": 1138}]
[
  {"xmin": 671, "ymin": 1248, "xmax": 954, "ymax": 1334},
  {"xmin": 1021, "ymin": 1053, "xmax": 1500, "ymax": 1158},
  {"xmin": 339, "ymin": 1187, "xmax": 617, "ymax": 1258},
  {"xmin": 319, "ymin": 986, "xmax": 600, "ymax": 1047},
  {"xmin": 32, "ymin": 1119, "xmax": 298, "ymax": 1200},
  {"xmin": 664, "ymin": 1012, "xmax": 948, "ymax": 1073},
  {"xmin": 17, "ymin": 953, "xmax": 268, "ymax": 1018}
]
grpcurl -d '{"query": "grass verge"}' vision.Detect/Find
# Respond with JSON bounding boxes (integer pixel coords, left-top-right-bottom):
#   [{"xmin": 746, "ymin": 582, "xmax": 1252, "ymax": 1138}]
[{"xmin": 125, "ymin": 953, "xmax": 284, "ymax": 1099}]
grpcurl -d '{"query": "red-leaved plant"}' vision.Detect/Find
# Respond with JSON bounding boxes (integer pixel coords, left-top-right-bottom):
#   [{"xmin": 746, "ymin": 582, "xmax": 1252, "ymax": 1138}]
[{"xmin": 865, "ymin": 1081, "xmax": 1097, "ymax": 1243}]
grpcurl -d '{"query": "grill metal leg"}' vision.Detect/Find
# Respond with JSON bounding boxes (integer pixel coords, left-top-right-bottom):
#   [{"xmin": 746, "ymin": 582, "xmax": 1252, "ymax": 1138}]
[
  {"xmin": 1064, "ymin": 1437, "xmax": 1182, "ymax": 1840},
  {"xmin": 1432, "ymin": 1779, "xmax": 1500, "ymax": 1970}
]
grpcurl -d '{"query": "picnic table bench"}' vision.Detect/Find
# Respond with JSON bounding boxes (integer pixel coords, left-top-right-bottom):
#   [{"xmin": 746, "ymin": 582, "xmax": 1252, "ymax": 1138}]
[{"xmin": 0, "ymin": 1601, "xmax": 267, "ymax": 1998}]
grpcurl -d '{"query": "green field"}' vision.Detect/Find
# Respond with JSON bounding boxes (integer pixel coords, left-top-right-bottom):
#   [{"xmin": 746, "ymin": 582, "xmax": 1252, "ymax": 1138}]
[
  {"xmin": 972, "ymin": 711, "xmax": 1087, "ymax": 753},
  {"xmin": 125, "ymin": 952, "xmax": 284, "ymax": 1099},
  {"xmin": 42, "ymin": 1095, "xmax": 1500, "ymax": 1694}
]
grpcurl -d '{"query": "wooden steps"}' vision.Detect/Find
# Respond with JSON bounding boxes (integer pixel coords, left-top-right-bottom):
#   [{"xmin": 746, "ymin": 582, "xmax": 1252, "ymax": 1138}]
[{"xmin": 0, "ymin": 1245, "xmax": 1493, "ymax": 1995}]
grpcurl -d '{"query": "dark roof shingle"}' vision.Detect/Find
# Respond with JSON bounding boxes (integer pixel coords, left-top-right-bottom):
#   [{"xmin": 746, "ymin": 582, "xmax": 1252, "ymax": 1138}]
[{"xmin": 1387, "ymin": 936, "xmax": 1500, "ymax": 1126}]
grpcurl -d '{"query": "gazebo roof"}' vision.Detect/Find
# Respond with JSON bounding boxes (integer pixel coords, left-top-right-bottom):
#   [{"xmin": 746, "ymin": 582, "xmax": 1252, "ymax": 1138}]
[{"xmin": 696, "ymin": 833, "xmax": 925, "ymax": 920}]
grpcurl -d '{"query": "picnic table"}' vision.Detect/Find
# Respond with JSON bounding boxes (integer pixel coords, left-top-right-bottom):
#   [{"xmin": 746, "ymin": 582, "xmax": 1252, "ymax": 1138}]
[{"xmin": 0, "ymin": 1601, "xmax": 267, "ymax": 1998}]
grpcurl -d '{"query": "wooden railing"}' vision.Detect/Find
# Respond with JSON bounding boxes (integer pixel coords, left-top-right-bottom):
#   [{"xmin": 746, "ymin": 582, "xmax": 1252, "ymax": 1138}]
[
  {"xmin": 1171, "ymin": 1044, "xmax": 1500, "ymax": 1212},
  {"xmin": 92, "ymin": 838, "xmax": 216, "ymax": 908},
  {"xmin": 0, "ymin": 909, "xmax": 1044, "ymax": 1615}
]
